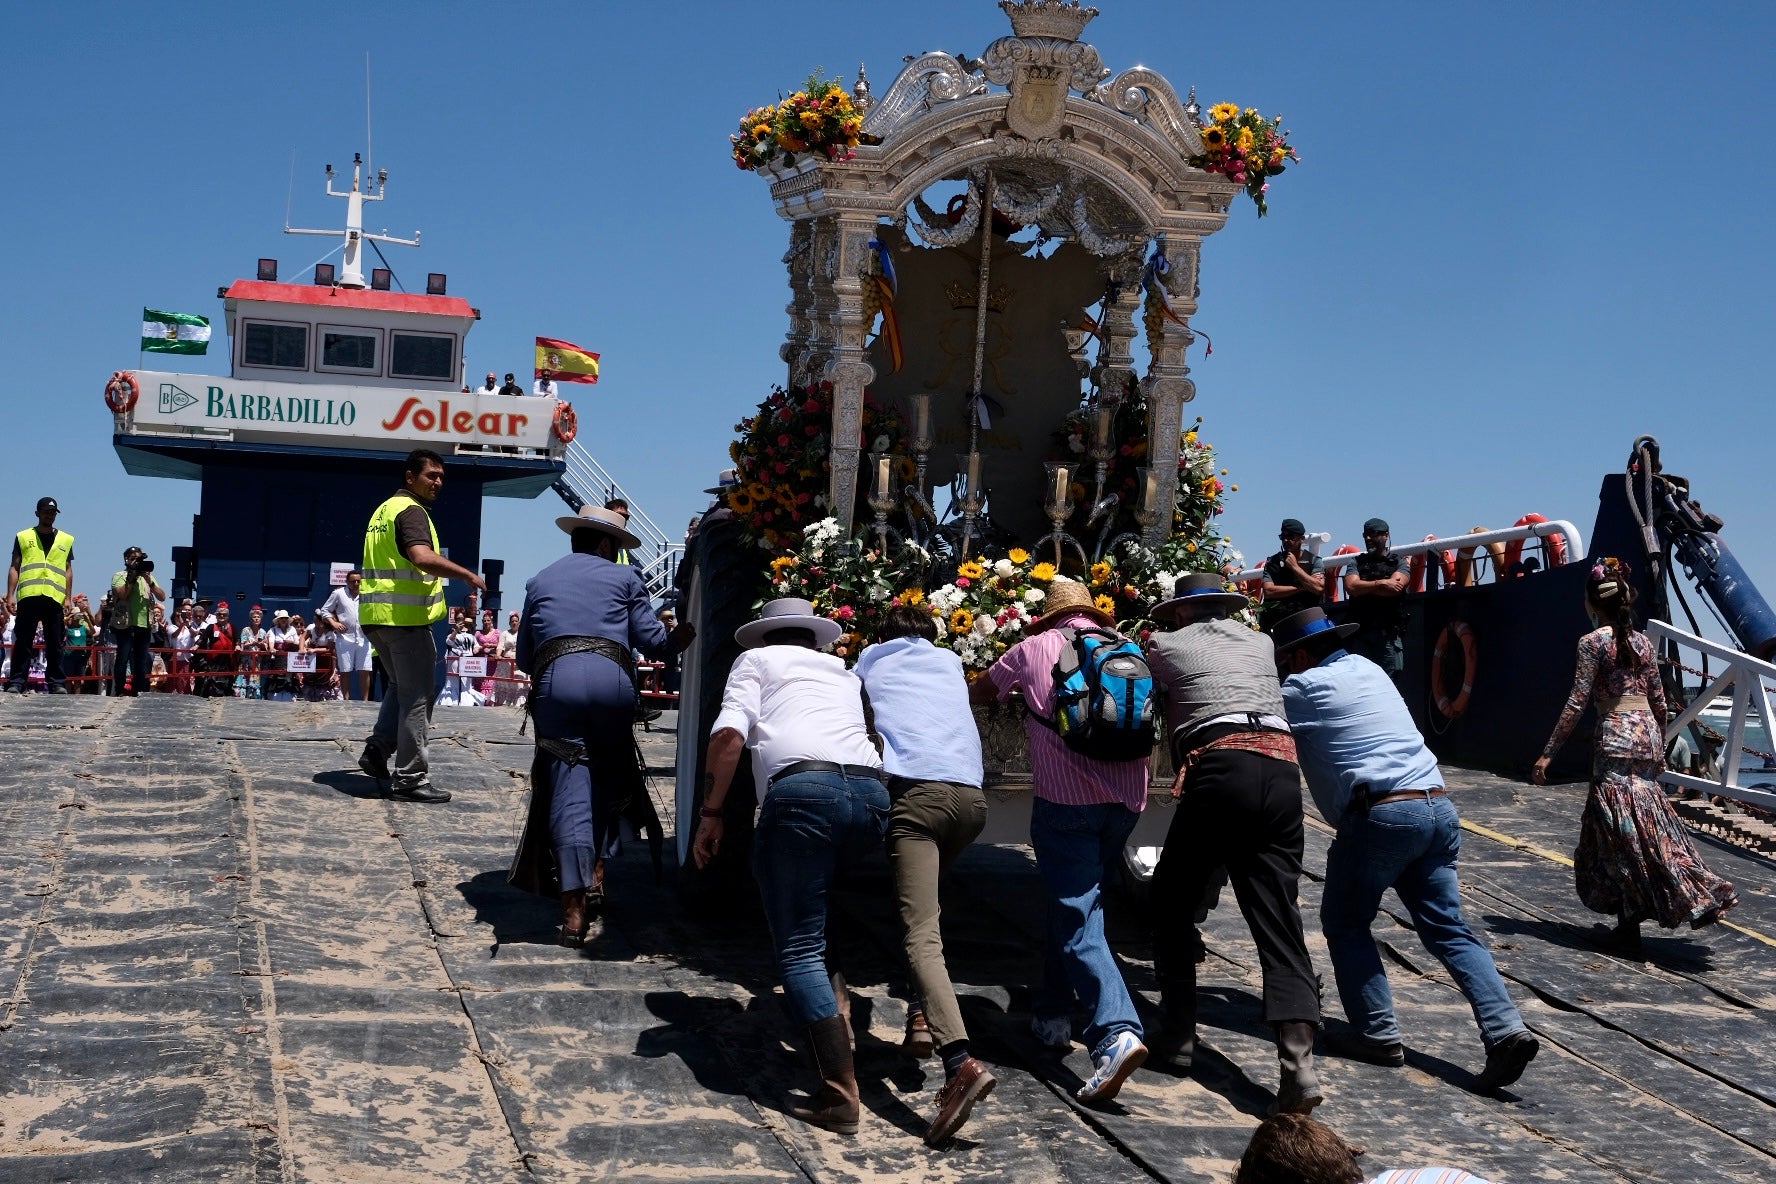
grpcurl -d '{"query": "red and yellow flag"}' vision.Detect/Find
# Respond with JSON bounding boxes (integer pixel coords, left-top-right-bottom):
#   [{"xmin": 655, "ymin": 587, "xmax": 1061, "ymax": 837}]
[{"xmin": 534, "ymin": 336, "xmax": 600, "ymax": 384}]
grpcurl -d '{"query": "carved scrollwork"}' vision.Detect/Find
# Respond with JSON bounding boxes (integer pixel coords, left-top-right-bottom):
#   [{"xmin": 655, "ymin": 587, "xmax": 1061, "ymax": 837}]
[
  {"xmin": 1069, "ymin": 191, "xmax": 1144, "ymax": 258},
  {"xmin": 993, "ymin": 131, "xmax": 1065, "ymax": 160},
  {"xmin": 978, "ymin": 35, "xmax": 1105, "ymax": 93},
  {"xmin": 906, "ymin": 180, "xmax": 982, "ymax": 248},
  {"xmin": 861, "ymin": 52, "xmax": 988, "ymax": 139},
  {"xmin": 992, "ymin": 169, "xmax": 1064, "ymax": 222},
  {"xmin": 1085, "ymin": 67, "xmax": 1205, "ymax": 156}
]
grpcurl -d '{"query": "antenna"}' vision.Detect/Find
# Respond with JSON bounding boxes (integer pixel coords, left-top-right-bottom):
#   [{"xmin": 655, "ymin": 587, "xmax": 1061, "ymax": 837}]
[
  {"xmin": 364, "ymin": 53, "xmax": 373, "ymax": 182},
  {"xmin": 284, "ymin": 150, "xmax": 296, "ymax": 229}
]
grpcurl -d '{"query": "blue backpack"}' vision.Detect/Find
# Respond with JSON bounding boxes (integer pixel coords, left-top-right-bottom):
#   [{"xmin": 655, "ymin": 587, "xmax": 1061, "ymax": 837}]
[{"xmin": 1043, "ymin": 627, "xmax": 1156, "ymax": 762}]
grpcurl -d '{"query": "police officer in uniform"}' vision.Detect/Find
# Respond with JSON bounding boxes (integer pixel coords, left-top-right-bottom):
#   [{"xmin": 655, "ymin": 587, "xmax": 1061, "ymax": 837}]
[
  {"xmin": 5, "ymin": 497, "xmax": 74, "ymax": 693},
  {"xmin": 357, "ymin": 449, "xmax": 485, "ymax": 802},
  {"xmin": 1342, "ymin": 518, "xmax": 1407, "ymax": 681},
  {"xmin": 1258, "ymin": 518, "xmax": 1325, "ymax": 634}
]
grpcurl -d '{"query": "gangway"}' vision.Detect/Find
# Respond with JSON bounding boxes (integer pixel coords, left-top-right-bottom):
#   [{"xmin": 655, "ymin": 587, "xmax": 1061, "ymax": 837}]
[
  {"xmin": 1651, "ymin": 618, "xmax": 1776, "ymax": 811},
  {"xmin": 551, "ymin": 438, "xmax": 683, "ymax": 601}
]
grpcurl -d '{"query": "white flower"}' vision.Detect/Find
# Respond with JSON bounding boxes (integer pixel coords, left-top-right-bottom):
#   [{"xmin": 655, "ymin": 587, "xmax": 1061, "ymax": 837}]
[
  {"xmin": 1067, "ymin": 436, "xmax": 1086, "ymax": 454},
  {"xmin": 973, "ymin": 615, "xmax": 997, "ymax": 637},
  {"xmin": 1155, "ymin": 570, "xmax": 1178, "ymax": 598},
  {"xmin": 1023, "ymin": 588, "xmax": 1045, "ymax": 605},
  {"xmin": 994, "ymin": 559, "xmax": 1015, "ymax": 579},
  {"xmin": 813, "ymin": 494, "xmax": 828, "ymax": 509},
  {"xmin": 868, "ymin": 583, "xmax": 890, "ymax": 602},
  {"xmin": 872, "ymin": 434, "xmax": 890, "ymax": 452}
]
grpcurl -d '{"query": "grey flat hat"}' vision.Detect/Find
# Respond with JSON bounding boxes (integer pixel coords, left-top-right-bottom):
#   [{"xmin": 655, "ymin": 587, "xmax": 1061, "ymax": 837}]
[
  {"xmin": 554, "ymin": 505, "xmax": 642, "ymax": 550},
  {"xmin": 734, "ymin": 597, "xmax": 843, "ymax": 649},
  {"xmin": 1150, "ymin": 572, "xmax": 1249, "ymax": 623}
]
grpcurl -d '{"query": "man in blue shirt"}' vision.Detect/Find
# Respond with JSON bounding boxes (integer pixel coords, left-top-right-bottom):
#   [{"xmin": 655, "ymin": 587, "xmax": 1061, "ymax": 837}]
[
  {"xmin": 1275, "ymin": 607, "xmax": 1539, "ymax": 1093},
  {"xmin": 855, "ymin": 604, "xmax": 995, "ymax": 1145}
]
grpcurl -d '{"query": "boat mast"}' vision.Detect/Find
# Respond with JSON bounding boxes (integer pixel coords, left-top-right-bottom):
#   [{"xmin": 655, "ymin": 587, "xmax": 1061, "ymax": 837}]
[{"xmin": 284, "ymin": 152, "xmax": 419, "ymax": 288}]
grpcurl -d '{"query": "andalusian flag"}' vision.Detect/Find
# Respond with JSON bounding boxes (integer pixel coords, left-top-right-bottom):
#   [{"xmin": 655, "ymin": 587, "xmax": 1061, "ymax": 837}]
[
  {"xmin": 141, "ymin": 309, "xmax": 211, "ymax": 355},
  {"xmin": 534, "ymin": 336, "xmax": 600, "ymax": 384}
]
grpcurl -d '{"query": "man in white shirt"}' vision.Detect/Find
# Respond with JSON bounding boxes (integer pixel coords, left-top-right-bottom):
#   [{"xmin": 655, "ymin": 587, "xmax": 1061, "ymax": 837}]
[
  {"xmin": 692, "ymin": 597, "xmax": 886, "ymax": 1137},
  {"xmin": 532, "ymin": 370, "xmax": 559, "ymax": 398},
  {"xmin": 319, "ymin": 571, "xmax": 372, "ymax": 701},
  {"xmin": 477, "ymin": 371, "xmax": 499, "ymax": 395}
]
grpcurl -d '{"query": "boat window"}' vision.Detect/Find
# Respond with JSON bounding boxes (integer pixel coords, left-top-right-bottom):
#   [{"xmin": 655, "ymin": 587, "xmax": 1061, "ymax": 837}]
[
  {"xmin": 241, "ymin": 321, "xmax": 309, "ymax": 370},
  {"xmin": 390, "ymin": 331, "xmax": 455, "ymax": 380},
  {"xmin": 319, "ymin": 326, "xmax": 379, "ymax": 372}
]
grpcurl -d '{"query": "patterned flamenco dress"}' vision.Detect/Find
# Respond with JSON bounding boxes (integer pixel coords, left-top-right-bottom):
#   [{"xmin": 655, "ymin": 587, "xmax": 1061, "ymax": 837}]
[{"xmin": 1543, "ymin": 628, "xmax": 1738, "ymax": 930}]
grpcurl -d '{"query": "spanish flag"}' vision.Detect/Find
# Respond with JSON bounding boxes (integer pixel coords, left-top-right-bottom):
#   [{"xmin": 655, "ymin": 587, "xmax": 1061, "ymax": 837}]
[{"xmin": 534, "ymin": 336, "xmax": 600, "ymax": 384}]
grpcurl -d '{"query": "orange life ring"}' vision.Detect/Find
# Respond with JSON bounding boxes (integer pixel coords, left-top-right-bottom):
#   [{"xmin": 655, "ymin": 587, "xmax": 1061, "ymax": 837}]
[
  {"xmin": 1407, "ymin": 537, "xmax": 1456, "ymax": 592},
  {"xmin": 1502, "ymin": 514, "xmax": 1567, "ymax": 574},
  {"xmin": 104, "ymin": 371, "xmax": 139, "ymax": 414},
  {"xmin": 1328, "ymin": 545, "xmax": 1360, "ymax": 602},
  {"xmin": 1432, "ymin": 620, "xmax": 1476, "ymax": 718},
  {"xmin": 551, "ymin": 401, "xmax": 578, "ymax": 444}
]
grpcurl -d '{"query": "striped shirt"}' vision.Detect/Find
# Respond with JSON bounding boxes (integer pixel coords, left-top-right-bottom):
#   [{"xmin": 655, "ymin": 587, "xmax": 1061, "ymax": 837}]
[
  {"xmin": 1370, "ymin": 1170, "xmax": 1491, "ymax": 1184},
  {"xmin": 987, "ymin": 615, "xmax": 1149, "ymax": 812}
]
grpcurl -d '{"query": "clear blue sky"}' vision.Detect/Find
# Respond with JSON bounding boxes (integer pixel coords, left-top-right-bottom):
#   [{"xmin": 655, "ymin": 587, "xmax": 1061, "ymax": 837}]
[{"xmin": 4, "ymin": 1, "xmax": 1772, "ymax": 617}]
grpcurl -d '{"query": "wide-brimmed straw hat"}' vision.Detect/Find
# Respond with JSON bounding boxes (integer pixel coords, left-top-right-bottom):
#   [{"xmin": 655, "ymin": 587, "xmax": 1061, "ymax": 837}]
[
  {"xmin": 734, "ymin": 597, "xmax": 843, "ymax": 649},
  {"xmin": 1029, "ymin": 578, "xmax": 1116, "ymax": 633},
  {"xmin": 1270, "ymin": 606, "xmax": 1359, "ymax": 654},
  {"xmin": 554, "ymin": 505, "xmax": 641, "ymax": 550},
  {"xmin": 1150, "ymin": 572, "xmax": 1249, "ymax": 623},
  {"xmin": 704, "ymin": 468, "xmax": 741, "ymax": 496}
]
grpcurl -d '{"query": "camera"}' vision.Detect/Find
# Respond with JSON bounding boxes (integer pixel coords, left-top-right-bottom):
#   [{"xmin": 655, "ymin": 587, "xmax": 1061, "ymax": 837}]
[{"xmin": 130, "ymin": 556, "xmax": 154, "ymax": 575}]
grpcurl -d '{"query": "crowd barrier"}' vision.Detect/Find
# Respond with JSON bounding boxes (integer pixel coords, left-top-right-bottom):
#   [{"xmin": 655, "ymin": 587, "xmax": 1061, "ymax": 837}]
[{"xmin": 8, "ymin": 642, "xmax": 681, "ymax": 709}]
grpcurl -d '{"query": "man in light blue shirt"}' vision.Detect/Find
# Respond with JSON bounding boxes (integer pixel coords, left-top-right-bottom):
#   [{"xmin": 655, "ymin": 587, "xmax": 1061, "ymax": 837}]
[
  {"xmin": 1275, "ymin": 607, "xmax": 1538, "ymax": 1093},
  {"xmin": 854, "ymin": 603, "xmax": 994, "ymax": 1145}
]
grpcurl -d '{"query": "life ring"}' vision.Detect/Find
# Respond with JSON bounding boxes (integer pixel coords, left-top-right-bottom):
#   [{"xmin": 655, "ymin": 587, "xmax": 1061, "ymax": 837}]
[
  {"xmin": 1502, "ymin": 514, "xmax": 1567, "ymax": 574},
  {"xmin": 1432, "ymin": 620, "xmax": 1476, "ymax": 718},
  {"xmin": 1328, "ymin": 545, "xmax": 1360, "ymax": 602},
  {"xmin": 1408, "ymin": 537, "xmax": 1456, "ymax": 592},
  {"xmin": 551, "ymin": 401, "xmax": 578, "ymax": 444},
  {"xmin": 104, "ymin": 371, "xmax": 139, "ymax": 414}
]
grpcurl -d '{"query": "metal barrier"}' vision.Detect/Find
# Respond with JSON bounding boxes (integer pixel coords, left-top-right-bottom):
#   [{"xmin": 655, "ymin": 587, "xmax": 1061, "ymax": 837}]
[
  {"xmin": 554, "ymin": 441, "xmax": 686, "ymax": 599},
  {"xmin": 1231, "ymin": 519, "xmax": 1586, "ymax": 588},
  {"xmin": 1651, "ymin": 618, "xmax": 1776, "ymax": 811}
]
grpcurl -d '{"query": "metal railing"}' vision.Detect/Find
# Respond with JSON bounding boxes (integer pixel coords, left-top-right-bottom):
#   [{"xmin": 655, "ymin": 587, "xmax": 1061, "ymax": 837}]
[
  {"xmin": 552, "ymin": 440, "xmax": 684, "ymax": 600},
  {"xmin": 1651, "ymin": 618, "xmax": 1776, "ymax": 811},
  {"xmin": 1231, "ymin": 520, "xmax": 1586, "ymax": 586}
]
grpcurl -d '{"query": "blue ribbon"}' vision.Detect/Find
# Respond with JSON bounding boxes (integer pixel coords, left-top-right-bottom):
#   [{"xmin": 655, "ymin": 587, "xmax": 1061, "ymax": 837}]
[{"xmin": 868, "ymin": 238, "xmax": 897, "ymax": 299}]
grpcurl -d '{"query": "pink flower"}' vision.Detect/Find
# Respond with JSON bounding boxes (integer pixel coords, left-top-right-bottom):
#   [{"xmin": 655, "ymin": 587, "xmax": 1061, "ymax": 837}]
[
  {"xmin": 805, "ymin": 425, "xmax": 819, "ymax": 437},
  {"xmin": 803, "ymin": 399, "xmax": 821, "ymax": 414},
  {"xmin": 778, "ymin": 434, "xmax": 791, "ymax": 447},
  {"xmin": 833, "ymin": 605, "xmax": 855, "ymax": 621},
  {"xmin": 955, "ymin": 577, "xmax": 971, "ymax": 589},
  {"xmin": 773, "ymin": 461, "xmax": 788, "ymax": 474}
]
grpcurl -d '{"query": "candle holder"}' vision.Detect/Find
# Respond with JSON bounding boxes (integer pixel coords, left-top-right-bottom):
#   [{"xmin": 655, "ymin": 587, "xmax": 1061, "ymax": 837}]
[
  {"xmin": 909, "ymin": 393, "xmax": 935, "ymax": 502},
  {"xmin": 868, "ymin": 452, "xmax": 904, "ymax": 552},
  {"xmin": 955, "ymin": 451, "xmax": 983, "ymax": 561},
  {"xmin": 1088, "ymin": 398, "xmax": 1117, "ymax": 507},
  {"xmin": 1039, "ymin": 461, "xmax": 1089, "ymax": 571}
]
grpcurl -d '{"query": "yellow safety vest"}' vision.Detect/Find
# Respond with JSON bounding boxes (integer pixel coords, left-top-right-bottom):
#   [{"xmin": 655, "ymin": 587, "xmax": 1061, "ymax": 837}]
[
  {"xmin": 15, "ymin": 528, "xmax": 73, "ymax": 606},
  {"xmin": 359, "ymin": 493, "xmax": 446, "ymax": 627}
]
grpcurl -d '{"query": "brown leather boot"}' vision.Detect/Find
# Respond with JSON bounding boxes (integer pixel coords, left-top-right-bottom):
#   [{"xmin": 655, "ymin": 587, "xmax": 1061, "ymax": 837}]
[
  {"xmin": 1272, "ymin": 1021, "xmax": 1324, "ymax": 1115},
  {"xmin": 903, "ymin": 1007, "xmax": 935, "ymax": 1059},
  {"xmin": 830, "ymin": 971, "xmax": 855, "ymax": 1051},
  {"xmin": 789, "ymin": 1015, "xmax": 861, "ymax": 1135}
]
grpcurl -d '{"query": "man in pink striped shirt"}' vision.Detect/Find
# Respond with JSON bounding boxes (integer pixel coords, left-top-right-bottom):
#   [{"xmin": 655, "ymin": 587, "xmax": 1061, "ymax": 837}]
[{"xmin": 971, "ymin": 580, "xmax": 1149, "ymax": 1104}]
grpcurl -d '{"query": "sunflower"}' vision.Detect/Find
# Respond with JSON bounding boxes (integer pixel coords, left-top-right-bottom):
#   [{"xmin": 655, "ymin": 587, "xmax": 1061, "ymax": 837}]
[
  {"xmin": 1237, "ymin": 127, "xmax": 1255, "ymax": 151},
  {"xmin": 729, "ymin": 491, "xmax": 756, "ymax": 514},
  {"xmin": 957, "ymin": 560, "xmax": 985, "ymax": 580},
  {"xmin": 1094, "ymin": 594, "xmax": 1117, "ymax": 616},
  {"xmin": 745, "ymin": 481, "xmax": 770, "ymax": 501},
  {"xmin": 899, "ymin": 587, "xmax": 925, "ymax": 606},
  {"xmin": 1089, "ymin": 561, "xmax": 1113, "ymax": 587},
  {"xmin": 1209, "ymin": 102, "xmax": 1240, "ymax": 123},
  {"xmin": 949, "ymin": 608, "xmax": 975, "ymax": 635},
  {"xmin": 1201, "ymin": 126, "xmax": 1227, "ymax": 150},
  {"xmin": 770, "ymin": 556, "xmax": 798, "ymax": 575},
  {"xmin": 1030, "ymin": 562, "xmax": 1058, "ymax": 582},
  {"xmin": 896, "ymin": 456, "xmax": 917, "ymax": 481},
  {"xmin": 1008, "ymin": 548, "xmax": 1030, "ymax": 565}
]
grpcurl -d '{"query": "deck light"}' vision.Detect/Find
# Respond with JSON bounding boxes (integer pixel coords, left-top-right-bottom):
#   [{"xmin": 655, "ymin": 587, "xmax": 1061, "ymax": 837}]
[
  {"xmin": 257, "ymin": 258, "xmax": 278, "ymax": 282},
  {"xmin": 426, "ymin": 273, "xmax": 447, "ymax": 296},
  {"xmin": 314, "ymin": 263, "xmax": 336, "ymax": 286},
  {"xmin": 371, "ymin": 268, "xmax": 392, "ymax": 291}
]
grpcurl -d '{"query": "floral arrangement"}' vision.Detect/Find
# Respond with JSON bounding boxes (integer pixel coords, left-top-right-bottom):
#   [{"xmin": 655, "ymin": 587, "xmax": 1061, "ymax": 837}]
[
  {"xmin": 1189, "ymin": 102, "xmax": 1297, "ymax": 215},
  {"xmin": 724, "ymin": 381, "xmax": 908, "ymax": 550},
  {"xmin": 731, "ymin": 72, "xmax": 872, "ymax": 172},
  {"xmin": 763, "ymin": 518, "xmax": 927, "ymax": 660}
]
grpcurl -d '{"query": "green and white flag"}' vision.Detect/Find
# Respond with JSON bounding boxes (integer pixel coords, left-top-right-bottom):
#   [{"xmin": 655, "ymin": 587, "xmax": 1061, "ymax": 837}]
[{"xmin": 141, "ymin": 308, "xmax": 211, "ymax": 355}]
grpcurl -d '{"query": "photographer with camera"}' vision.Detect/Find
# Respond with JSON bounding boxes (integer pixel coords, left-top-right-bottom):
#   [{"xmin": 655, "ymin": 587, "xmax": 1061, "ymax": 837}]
[{"xmin": 110, "ymin": 546, "xmax": 165, "ymax": 697}]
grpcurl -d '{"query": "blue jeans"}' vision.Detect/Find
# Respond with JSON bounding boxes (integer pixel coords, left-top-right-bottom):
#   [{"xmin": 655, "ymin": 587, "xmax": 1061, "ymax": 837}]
[
  {"xmin": 754, "ymin": 770, "xmax": 890, "ymax": 1026},
  {"xmin": 1029, "ymin": 796, "xmax": 1144, "ymax": 1058},
  {"xmin": 1321, "ymin": 794, "xmax": 1527, "ymax": 1048}
]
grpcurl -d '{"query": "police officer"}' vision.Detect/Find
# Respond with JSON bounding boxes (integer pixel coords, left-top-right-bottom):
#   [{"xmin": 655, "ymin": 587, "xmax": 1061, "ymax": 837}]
[
  {"xmin": 1342, "ymin": 518, "xmax": 1407, "ymax": 681},
  {"xmin": 5, "ymin": 497, "xmax": 74, "ymax": 693},
  {"xmin": 1258, "ymin": 518, "xmax": 1325, "ymax": 634},
  {"xmin": 356, "ymin": 449, "xmax": 485, "ymax": 802}
]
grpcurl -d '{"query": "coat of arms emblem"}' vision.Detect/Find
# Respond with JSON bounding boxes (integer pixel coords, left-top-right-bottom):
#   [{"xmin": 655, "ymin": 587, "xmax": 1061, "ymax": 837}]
[{"xmin": 1005, "ymin": 62, "xmax": 1069, "ymax": 142}]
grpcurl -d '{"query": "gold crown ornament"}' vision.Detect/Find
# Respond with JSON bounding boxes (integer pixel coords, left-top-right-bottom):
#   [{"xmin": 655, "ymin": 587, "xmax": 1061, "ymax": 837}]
[
  {"xmin": 1000, "ymin": 0, "xmax": 1099, "ymax": 41},
  {"xmin": 946, "ymin": 280, "xmax": 1014, "ymax": 312}
]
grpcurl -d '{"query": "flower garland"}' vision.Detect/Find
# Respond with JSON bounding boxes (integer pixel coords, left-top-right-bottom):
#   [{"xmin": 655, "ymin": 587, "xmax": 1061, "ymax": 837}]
[
  {"xmin": 1188, "ymin": 102, "xmax": 1297, "ymax": 216},
  {"xmin": 731, "ymin": 72, "xmax": 874, "ymax": 172},
  {"xmin": 765, "ymin": 519, "xmax": 928, "ymax": 661},
  {"xmin": 724, "ymin": 381, "xmax": 907, "ymax": 551}
]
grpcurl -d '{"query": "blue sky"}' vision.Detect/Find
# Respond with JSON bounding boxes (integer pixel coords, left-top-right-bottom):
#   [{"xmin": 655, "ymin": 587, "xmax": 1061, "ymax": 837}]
[{"xmin": 4, "ymin": 1, "xmax": 1772, "ymax": 620}]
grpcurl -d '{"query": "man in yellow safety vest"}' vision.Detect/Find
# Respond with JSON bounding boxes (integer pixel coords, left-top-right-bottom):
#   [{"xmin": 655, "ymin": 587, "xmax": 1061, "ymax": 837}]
[
  {"xmin": 357, "ymin": 449, "xmax": 486, "ymax": 802},
  {"xmin": 6, "ymin": 497, "xmax": 74, "ymax": 693}
]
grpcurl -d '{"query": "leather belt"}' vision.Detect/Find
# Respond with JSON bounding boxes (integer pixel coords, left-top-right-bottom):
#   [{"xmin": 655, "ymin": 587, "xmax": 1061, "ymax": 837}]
[
  {"xmin": 1364, "ymin": 787, "xmax": 1448, "ymax": 809},
  {"xmin": 769, "ymin": 760, "xmax": 887, "ymax": 788}
]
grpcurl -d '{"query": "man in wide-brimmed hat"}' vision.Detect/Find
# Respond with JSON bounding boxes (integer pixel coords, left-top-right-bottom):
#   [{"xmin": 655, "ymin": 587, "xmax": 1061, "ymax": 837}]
[
  {"xmin": 1275, "ymin": 606, "xmax": 1539, "ymax": 1093},
  {"xmin": 510, "ymin": 505, "xmax": 693, "ymax": 943},
  {"xmin": 968, "ymin": 578, "xmax": 1151, "ymax": 1105},
  {"xmin": 1143, "ymin": 574, "xmax": 1324, "ymax": 1114},
  {"xmin": 693, "ymin": 596, "xmax": 886, "ymax": 1137}
]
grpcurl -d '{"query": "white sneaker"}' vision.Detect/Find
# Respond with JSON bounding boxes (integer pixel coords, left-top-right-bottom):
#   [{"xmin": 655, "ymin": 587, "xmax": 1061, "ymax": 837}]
[
  {"xmin": 1031, "ymin": 1014, "xmax": 1072, "ymax": 1053},
  {"xmin": 1076, "ymin": 1030, "xmax": 1148, "ymax": 1103}
]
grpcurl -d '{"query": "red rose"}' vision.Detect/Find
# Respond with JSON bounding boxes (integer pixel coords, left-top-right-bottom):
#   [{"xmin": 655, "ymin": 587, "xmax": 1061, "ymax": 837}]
[
  {"xmin": 806, "ymin": 425, "xmax": 819, "ymax": 437},
  {"xmin": 778, "ymin": 434, "xmax": 791, "ymax": 447}
]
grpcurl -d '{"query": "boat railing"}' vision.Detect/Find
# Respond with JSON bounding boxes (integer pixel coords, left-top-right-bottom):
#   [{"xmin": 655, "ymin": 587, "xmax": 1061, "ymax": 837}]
[
  {"xmin": 1650, "ymin": 618, "xmax": 1776, "ymax": 811},
  {"xmin": 1230, "ymin": 519, "xmax": 1586, "ymax": 587},
  {"xmin": 554, "ymin": 440, "xmax": 684, "ymax": 599}
]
